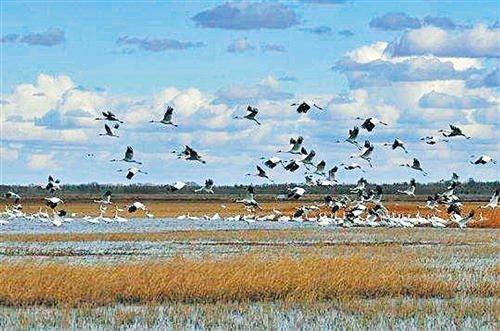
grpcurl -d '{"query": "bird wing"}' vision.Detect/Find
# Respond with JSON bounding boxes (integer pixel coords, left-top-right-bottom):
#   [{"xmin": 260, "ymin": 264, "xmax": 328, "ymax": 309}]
[
  {"xmin": 413, "ymin": 158, "xmax": 421, "ymax": 168},
  {"xmin": 125, "ymin": 146, "xmax": 134, "ymax": 160},
  {"xmin": 247, "ymin": 106, "xmax": 258, "ymax": 116},
  {"xmin": 163, "ymin": 106, "xmax": 174, "ymax": 121},
  {"xmin": 48, "ymin": 175, "xmax": 54, "ymax": 183},
  {"xmin": 105, "ymin": 124, "xmax": 113, "ymax": 135}
]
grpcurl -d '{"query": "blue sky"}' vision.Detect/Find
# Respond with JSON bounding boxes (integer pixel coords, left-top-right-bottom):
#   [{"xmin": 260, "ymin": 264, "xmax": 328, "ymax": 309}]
[{"xmin": 1, "ymin": 0, "xmax": 499, "ymax": 186}]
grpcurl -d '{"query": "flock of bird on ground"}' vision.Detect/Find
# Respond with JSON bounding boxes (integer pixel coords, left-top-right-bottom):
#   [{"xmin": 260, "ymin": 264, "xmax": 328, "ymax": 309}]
[{"xmin": 2, "ymin": 103, "xmax": 499, "ymax": 228}]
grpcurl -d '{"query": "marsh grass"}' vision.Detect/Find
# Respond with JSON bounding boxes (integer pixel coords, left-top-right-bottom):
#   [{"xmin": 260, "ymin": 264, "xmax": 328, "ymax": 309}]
[{"xmin": 0, "ymin": 253, "xmax": 497, "ymax": 307}]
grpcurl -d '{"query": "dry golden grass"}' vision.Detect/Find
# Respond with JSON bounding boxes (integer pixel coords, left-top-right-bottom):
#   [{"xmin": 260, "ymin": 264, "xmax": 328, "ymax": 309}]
[
  {"xmin": 18, "ymin": 201, "xmax": 500, "ymax": 227},
  {"xmin": 0, "ymin": 253, "xmax": 497, "ymax": 307}
]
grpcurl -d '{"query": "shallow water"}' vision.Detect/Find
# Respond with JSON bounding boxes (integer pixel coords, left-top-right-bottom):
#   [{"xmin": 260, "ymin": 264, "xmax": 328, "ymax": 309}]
[{"xmin": 0, "ymin": 217, "xmax": 319, "ymax": 235}]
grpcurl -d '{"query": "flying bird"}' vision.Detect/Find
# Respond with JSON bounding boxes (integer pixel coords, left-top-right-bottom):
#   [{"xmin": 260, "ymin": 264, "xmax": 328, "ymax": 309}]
[
  {"xmin": 235, "ymin": 186, "xmax": 262, "ymax": 210},
  {"xmin": 150, "ymin": 106, "xmax": 178, "ymax": 127},
  {"xmin": 340, "ymin": 162, "xmax": 366, "ymax": 172},
  {"xmin": 233, "ymin": 105, "xmax": 261, "ymax": 125},
  {"xmin": 46, "ymin": 176, "xmax": 62, "ymax": 193},
  {"xmin": 356, "ymin": 117, "xmax": 388, "ymax": 132},
  {"xmin": 287, "ymin": 187, "xmax": 306, "ymax": 200},
  {"xmin": 168, "ymin": 181, "xmax": 188, "ymax": 192},
  {"xmin": 246, "ymin": 165, "xmax": 274, "ymax": 182},
  {"xmin": 128, "ymin": 201, "xmax": 147, "ymax": 213},
  {"xmin": 439, "ymin": 125, "xmax": 470, "ymax": 139},
  {"xmin": 283, "ymin": 160, "xmax": 300, "ymax": 172},
  {"xmin": 291, "ymin": 102, "xmax": 323, "ymax": 114},
  {"xmin": 481, "ymin": 189, "xmax": 499, "ymax": 209},
  {"xmin": 278, "ymin": 136, "xmax": 304, "ymax": 154},
  {"xmin": 99, "ymin": 124, "xmax": 119, "ymax": 138},
  {"xmin": 336, "ymin": 126, "xmax": 361, "ymax": 148},
  {"xmin": 111, "ymin": 146, "xmax": 142, "ymax": 165},
  {"xmin": 401, "ymin": 158, "xmax": 428, "ymax": 176},
  {"xmin": 45, "ymin": 197, "xmax": 64, "ymax": 209},
  {"xmin": 117, "ymin": 167, "xmax": 147, "ymax": 180},
  {"xmin": 5, "ymin": 192, "xmax": 21, "ymax": 204},
  {"xmin": 95, "ymin": 110, "xmax": 123, "ymax": 123},
  {"xmin": 195, "ymin": 179, "xmax": 214, "ymax": 194},
  {"xmin": 470, "ymin": 155, "xmax": 496, "ymax": 165},
  {"xmin": 384, "ymin": 139, "xmax": 408, "ymax": 153},
  {"xmin": 396, "ymin": 178, "xmax": 416, "ymax": 196},
  {"xmin": 94, "ymin": 190, "xmax": 113, "ymax": 204},
  {"xmin": 173, "ymin": 145, "xmax": 206, "ymax": 164},
  {"xmin": 261, "ymin": 156, "xmax": 282, "ymax": 169},
  {"xmin": 350, "ymin": 140, "xmax": 374, "ymax": 167},
  {"xmin": 420, "ymin": 136, "xmax": 449, "ymax": 145},
  {"xmin": 316, "ymin": 166, "xmax": 339, "ymax": 186}
]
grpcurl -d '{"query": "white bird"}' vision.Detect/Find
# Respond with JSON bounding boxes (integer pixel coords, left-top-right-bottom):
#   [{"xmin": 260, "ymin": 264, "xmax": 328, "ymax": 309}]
[
  {"xmin": 235, "ymin": 186, "xmax": 262, "ymax": 210},
  {"xmin": 128, "ymin": 201, "xmax": 147, "ymax": 213},
  {"xmin": 309, "ymin": 160, "xmax": 326, "ymax": 176},
  {"xmin": 150, "ymin": 106, "xmax": 178, "ymax": 127},
  {"xmin": 317, "ymin": 166, "xmax": 339, "ymax": 186},
  {"xmin": 5, "ymin": 192, "xmax": 21, "ymax": 203},
  {"xmin": 99, "ymin": 124, "xmax": 119, "ymax": 138},
  {"xmin": 337, "ymin": 126, "xmax": 360, "ymax": 148},
  {"xmin": 287, "ymin": 187, "xmax": 306, "ymax": 200},
  {"xmin": 195, "ymin": 179, "xmax": 214, "ymax": 194},
  {"xmin": 481, "ymin": 189, "xmax": 499, "ymax": 209},
  {"xmin": 168, "ymin": 181, "xmax": 187, "ymax": 192},
  {"xmin": 46, "ymin": 175, "xmax": 61, "ymax": 193},
  {"xmin": 117, "ymin": 167, "xmax": 147, "ymax": 180},
  {"xmin": 350, "ymin": 140, "xmax": 374, "ymax": 167},
  {"xmin": 94, "ymin": 190, "xmax": 113, "ymax": 204},
  {"xmin": 340, "ymin": 162, "xmax": 366, "ymax": 172},
  {"xmin": 356, "ymin": 117, "xmax": 388, "ymax": 132},
  {"xmin": 173, "ymin": 145, "xmax": 206, "ymax": 164},
  {"xmin": 278, "ymin": 136, "xmax": 304, "ymax": 154},
  {"xmin": 397, "ymin": 178, "xmax": 416, "ymax": 196},
  {"xmin": 439, "ymin": 124, "xmax": 470, "ymax": 139},
  {"xmin": 420, "ymin": 136, "xmax": 449, "ymax": 145},
  {"xmin": 350, "ymin": 177, "xmax": 368, "ymax": 193},
  {"xmin": 45, "ymin": 197, "xmax": 64, "ymax": 209},
  {"xmin": 233, "ymin": 105, "xmax": 261, "ymax": 125},
  {"xmin": 470, "ymin": 155, "xmax": 497, "ymax": 165},
  {"xmin": 297, "ymin": 149, "xmax": 316, "ymax": 170},
  {"xmin": 261, "ymin": 156, "xmax": 283, "ymax": 169},
  {"xmin": 111, "ymin": 146, "xmax": 142, "ymax": 165},
  {"xmin": 291, "ymin": 101, "xmax": 323, "ymax": 114},
  {"xmin": 384, "ymin": 139, "xmax": 408, "ymax": 153},
  {"xmin": 113, "ymin": 208, "xmax": 128, "ymax": 223},
  {"xmin": 95, "ymin": 110, "xmax": 124, "ymax": 123},
  {"xmin": 246, "ymin": 166, "xmax": 273, "ymax": 182},
  {"xmin": 400, "ymin": 158, "xmax": 428, "ymax": 176}
]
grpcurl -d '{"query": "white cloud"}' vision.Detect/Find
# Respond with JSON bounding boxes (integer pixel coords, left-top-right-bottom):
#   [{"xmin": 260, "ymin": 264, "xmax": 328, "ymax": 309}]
[
  {"xmin": 27, "ymin": 153, "xmax": 59, "ymax": 171},
  {"xmin": 0, "ymin": 146, "xmax": 19, "ymax": 161}
]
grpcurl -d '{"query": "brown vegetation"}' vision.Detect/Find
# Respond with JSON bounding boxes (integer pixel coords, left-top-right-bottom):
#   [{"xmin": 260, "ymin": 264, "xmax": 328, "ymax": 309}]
[{"xmin": 0, "ymin": 253, "xmax": 497, "ymax": 307}]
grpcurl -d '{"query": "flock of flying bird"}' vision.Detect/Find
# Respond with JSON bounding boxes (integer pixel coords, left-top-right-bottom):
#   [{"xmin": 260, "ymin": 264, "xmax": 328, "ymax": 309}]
[{"xmin": 2, "ymin": 102, "xmax": 498, "ymax": 228}]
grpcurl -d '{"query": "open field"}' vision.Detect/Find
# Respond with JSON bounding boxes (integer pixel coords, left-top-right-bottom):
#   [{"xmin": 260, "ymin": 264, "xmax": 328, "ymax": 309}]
[
  {"xmin": 0, "ymin": 226, "xmax": 498, "ymax": 329},
  {"xmin": 16, "ymin": 200, "xmax": 500, "ymax": 228}
]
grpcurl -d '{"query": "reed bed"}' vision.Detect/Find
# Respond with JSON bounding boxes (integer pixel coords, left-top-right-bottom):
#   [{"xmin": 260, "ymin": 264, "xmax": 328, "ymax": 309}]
[{"xmin": 0, "ymin": 253, "xmax": 497, "ymax": 307}]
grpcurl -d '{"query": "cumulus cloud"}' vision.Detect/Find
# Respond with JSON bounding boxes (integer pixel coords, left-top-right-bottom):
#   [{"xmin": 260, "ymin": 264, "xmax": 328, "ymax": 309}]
[
  {"xmin": 369, "ymin": 12, "xmax": 421, "ymax": 31},
  {"xmin": 419, "ymin": 91, "xmax": 496, "ymax": 109},
  {"xmin": 117, "ymin": 36, "xmax": 206, "ymax": 52},
  {"xmin": 227, "ymin": 38, "xmax": 254, "ymax": 53},
  {"xmin": 1, "ymin": 28, "xmax": 65, "ymax": 46},
  {"xmin": 467, "ymin": 68, "xmax": 500, "ymax": 88},
  {"xmin": 0, "ymin": 146, "xmax": 19, "ymax": 161},
  {"xmin": 27, "ymin": 153, "xmax": 59, "ymax": 171},
  {"xmin": 388, "ymin": 24, "xmax": 500, "ymax": 58},
  {"xmin": 213, "ymin": 76, "xmax": 293, "ymax": 104},
  {"xmin": 423, "ymin": 16, "xmax": 456, "ymax": 30},
  {"xmin": 192, "ymin": 2, "xmax": 300, "ymax": 30}
]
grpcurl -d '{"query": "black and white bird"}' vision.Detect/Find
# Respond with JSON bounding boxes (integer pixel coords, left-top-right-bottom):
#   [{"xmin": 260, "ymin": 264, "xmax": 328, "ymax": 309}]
[
  {"xmin": 420, "ymin": 194, "xmax": 440, "ymax": 210},
  {"xmin": 447, "ymin": 203, "xmax": 475, "ymax": 228},
  {"xmin": 356, "ymin": 117, "xmax": 388, "ymax": 132},
  {"xmin": 401, "ymin": 158, "xmax": 428, "ymax": 176},
  {"xmin": 287, "ymin": 187, "xmax": 306, "ymax": 200},
  {"xmin": 350, "ymin": 140, "xmax": 374, "ymax": 167},
  {"xmin": 261, "ymin": 156, "xmax": 283, "ymax": 169},
  {"xmin": 94, "ymin": 190, "xmax": 113, "ymax": 204},
  {"xmin": 291, "ymin": 102, "xmax": 323, "ymax": 114},
  {"xmin": 298, "ymin": 149, "xmax": 316, "ymax": 170},
  {"xmin": 168, "ymin": 181, "xmax": 187, "ymax": 192},
  {"xmin": 317, "ymin": 166, "xmax": 338, "ymax": 186},
  {"xmin": 5, "ymin": 191, "xmax": 21, "ymax": 202},
  {"xmin": 117, "ymin": 167, "xmax": 147, "ymax": 180},
  {"xmin": 397, "ymin": 178, "xmax": 416, "ymax": 196},
  {"xmin": 233, "ymin": 105, "xmax": 261, "ymax": 125},
  {"xmin": 481, "ymin": 189, "xmax": 499, "ymax": 209},
  {"xmin": 46, "ymin": 176, "xmax": 62, "ymax": 193},
  {"xmin": 45, "ymin": 197, "xmax": 64, "ymax": 209},
  {"xmin": 283, "ymin": 160, "xmax": 300, "ymax": 172},
  {"xmin": 150, "ymin": 106, "xmax": 178, "ymax": 127},
  {"xmin": 337, "ymin": 126, "xmax": 361, "ymax": 148},
  {"xmin": 469, "ymin": 155, "xmax": 497, "ymax": 165},
  {"xmin": 278, "ymin": 136, "xmax": 305, "ymax": 154},
  {"xmin": 246, "ymin": 165, "xmax": 274, "ymax": 182},
  {"xmin": 420, "ymin": 136, "xmax": 449, "ymax": 145},
  {"xmin": 111, "ymin": 146, "xmax": 142, "ymax": 165},
  {"xmin": 195, "ymin": 179, "xmax": 214, "ymax": 194},
  {"xmin": 173, "ymin": 145, "xmax": 206, "ymax": 164},
  {"xmin": 309, "ymin": 160, "xmax": 326, "ymax": 176},
  {"xmin": 350, "ymin": 177, "xmax": 368, "ymax": 193},
  {"xmin": 439, "ymin": 125, "xmax": 470, "ymax": 139},
  {"xmin": 235, "ymin": 186, "xmax": 262, "ymax": 210},
  {"xmin": 99, "ymin": 124, "xmax": 119, "ymax": 138},
  {"xmin": 95, "ymin": 110, "xmax": 123, "ymax": 123},
  {"xmin": 384, "ymin": 139, "xmax": 408, "ymax": 153},
  {"xmin": 340, "ymin": 162, "xmax": 366, "ymax": 172},
  {"xmin": 128, "ymin": 201, "xmax": 147, "ymax": 213}
]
